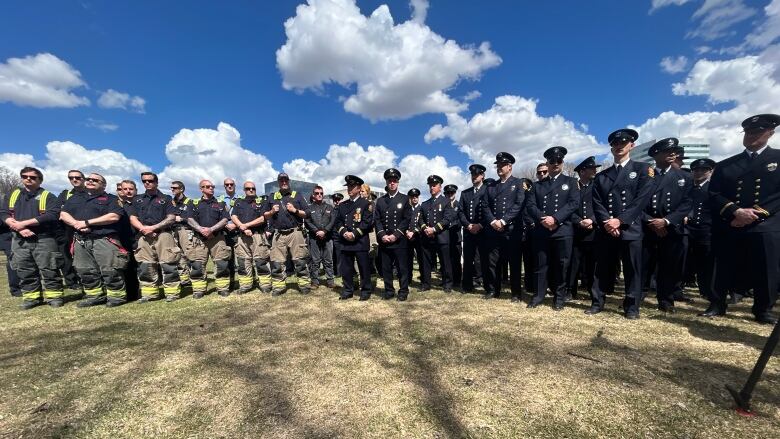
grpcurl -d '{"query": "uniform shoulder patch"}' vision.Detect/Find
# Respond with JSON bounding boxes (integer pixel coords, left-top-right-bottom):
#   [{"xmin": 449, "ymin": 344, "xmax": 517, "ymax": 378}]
[
  {"xmin": 522, "ymin": 181, "xmax": 529, "ymax": 191},
  {"xmin": 368, "ymin": 203, "xmax": 374, "ymax": 213},
  {"xmin": 647, "ymin": 167, "xmax": 655, "ymax": 178}
]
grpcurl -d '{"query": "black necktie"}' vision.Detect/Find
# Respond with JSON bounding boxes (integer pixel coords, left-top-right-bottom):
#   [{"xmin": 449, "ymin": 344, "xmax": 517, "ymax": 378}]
[
  {"xmin": 616, "ymin": 164, "xmax": 622, "ymax": 173},
  {"xmin": 659, "ymin": 168, "xmax": 666, "ymax": 176},
  {"xmin": 751, "ymin": 151, "xmax": 759, "ymax": 160}
]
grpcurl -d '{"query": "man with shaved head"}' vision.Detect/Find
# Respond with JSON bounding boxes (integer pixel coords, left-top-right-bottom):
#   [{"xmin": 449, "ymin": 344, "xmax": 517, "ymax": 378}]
[
  {"xmin": 186, "ymin": 179, "xmax": 231, "ymax": 298},
  {"xmin": 232, "ymin": 180, "xmax": 272, "ymax": 294}
]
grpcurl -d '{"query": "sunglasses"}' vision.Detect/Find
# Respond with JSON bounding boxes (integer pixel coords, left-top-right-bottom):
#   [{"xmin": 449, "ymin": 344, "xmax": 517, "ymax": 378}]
[
  {"xmin": 170, "ymin": 186, "xmax": 181, "ymax": 190},
  {"xmin": 313, "ymin": 191, "xmax": 323, "ymax": 195},
  {"xmin": 85, "ymin": 177, "xmax": 103, "ymax": 183},
  {"xmin": 224, "ymin": 183, "xmax": 235, "ymax": 187},
  {"xmin": 68, "ymin": 175, "xmax": 83, "ymax": 180},
  {"xmin": 244, "ymin": 187, "xmax": 256, "ymax": 191},
  {"xmin": 201, "ymin": 185, "xmax": 215, "ymax": 189},
  {"xmin": 142, "ymin": 179, "xmax": 156, "ymax": 184},
  {"xmin": 537, "ymin": 171, "xmax": 548, "ymax": 175},
  {"xmin": 21, "ymin": 174, "xmax": 39, "ymax": 181}
]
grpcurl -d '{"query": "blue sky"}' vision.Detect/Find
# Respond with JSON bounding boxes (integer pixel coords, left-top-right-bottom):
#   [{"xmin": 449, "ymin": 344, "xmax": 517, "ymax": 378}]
[{"xmin": 0, "ymin": 0, "xmax": 777, "ymax": 193}]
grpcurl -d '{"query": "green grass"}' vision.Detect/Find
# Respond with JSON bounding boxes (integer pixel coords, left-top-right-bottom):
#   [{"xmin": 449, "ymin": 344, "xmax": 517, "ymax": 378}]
[{"xmin": 0, "ymin": 256, "xmax": 778, "ymax": 438}]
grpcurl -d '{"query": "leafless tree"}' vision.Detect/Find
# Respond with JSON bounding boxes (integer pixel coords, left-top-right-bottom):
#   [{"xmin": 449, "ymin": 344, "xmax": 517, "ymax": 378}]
[{"xmin": 0, "ymin": 166, "xmax": 21, "ymax": 202}]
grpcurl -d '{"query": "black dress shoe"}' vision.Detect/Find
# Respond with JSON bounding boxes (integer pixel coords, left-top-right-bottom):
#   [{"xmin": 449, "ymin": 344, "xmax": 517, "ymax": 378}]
[
  {"xmin": 482, "ymin": 292, "xmax": 499, "ymax": 300},
  {"xmin": 625, "ymin": 313, "xmax": 640, "ymax": 320},
  {"xmin": 417, "ymin": 287, "xmax": 430, "ymax": 293},
  {"xmin": 461, "ymin": 288, "xmax": 474, "ymax": 294},
  {"xmin": 339, "ymin": 294, "xmax": 353, "ymax": 300},
  {"xmin": 526, "ymin": 301, "xmax": 542, "ymax": 309},
  {"xmin": 510, "ymin": 296, "xmax": 521, "ymax": 303},
  {"xmin": 382, "ymin": 292, "xmax": 395, "ymax": 300},
  {"xmin": 359, "ymin": 295, "xmax": 370, "ymax": 301},
  {"xmin": 443, "ymin": 288, "xmax": 452, "ymax": 293},
  {"xmin": 658, "ymin": 304, "xmax": 676, "ymax": 314},
  {"xmin": 584, "ymin": 306, "xmax": 603, "ymax": 315},
  {"xmin": 553, "ymin": 303, "xmax": 564, "ymax": 311},
  {"xmin": 698, "ymin": 306, "xmax": 725, "ymax": 317},
  {"xmin": 755, "ymin": 314, "xmax": 777, "ymax": 325},
  {"xmin": 397, "ymin": 294, "xmax": 407, "ymax": 302}
]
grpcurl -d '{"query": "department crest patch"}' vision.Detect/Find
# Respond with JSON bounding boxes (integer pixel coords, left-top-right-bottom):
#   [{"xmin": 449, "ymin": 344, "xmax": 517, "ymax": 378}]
[
  {"xmin": 768, "ymin": 162, "xmax": 777, "ymax": 172},
  {"xmin": 629, "ymin": 171, "xmax": 638, "ymax": 179},
  {"xmin": 397, "ymin": 202, "xmax": 403, "ymax": 209},
  {"xmin": 678, "ymin": 179, "xmax": 685, "ymax": 187},
  {"xmin": 561, "ymin": 184, "xmax": 569, "ymax": 191}
]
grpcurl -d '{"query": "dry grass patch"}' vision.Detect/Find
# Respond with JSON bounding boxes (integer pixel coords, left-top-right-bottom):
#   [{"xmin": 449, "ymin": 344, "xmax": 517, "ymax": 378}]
[{"xmin": 0, "ymin": 257, "xmax": 778, "ymax": 438}]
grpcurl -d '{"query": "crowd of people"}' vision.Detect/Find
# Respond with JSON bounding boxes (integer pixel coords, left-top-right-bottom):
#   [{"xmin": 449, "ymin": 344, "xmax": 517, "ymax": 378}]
[{"xmin": 1, "ymin": 113, "xmax": 778, "ymax": 324}]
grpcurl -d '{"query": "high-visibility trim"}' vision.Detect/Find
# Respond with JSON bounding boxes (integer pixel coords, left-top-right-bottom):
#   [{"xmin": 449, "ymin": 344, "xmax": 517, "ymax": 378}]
[
  {"xmin": 22, "ymin": 290, "xmax": 41, "ymax": 301},
  {"xmin": 215, "ymin": 278, "xmax": 230, "ymax": 288},
  {"xmin": 140, "ymin": 286, "xmax": 159, "ymax": 295},
  {"xmin": 179, "ymin": 273, "xmax": 190, "ymax": 282},
  {"xmin": 162, "ymin": 286, "xmax": 180, "ymax": 295},
  {"xmin": 272, "ymin": 279, "xmax": 286, "ymax": 288},
  {"xmin": 237, "ymin": 275, "xmax": 254, "ymax": 287},
  {"xmin": 8, "ymin": 188, "xmax": 21, "ymax": 209},
  {"xmin": 190, "ymin": 280, "xmax": 207, "ymax": 292},
  {"xmin": 66, "ymin": 189, "xmax": 74, "ymax": 200},
  {"xmin": 273, "ymin": 191, "xmax": 296, "ymax": 200},
  {"xmin": 39, "ymin": 190, "xmax": 50, "ymax": 212},
  {"xmin": 43, "ymin": 289, "xmax": 63, "ymax": 299},
  {"xmin": 258, "ymin": 275, "xmax": 272, "ymax": 288},
  {"xmin": 106, "ymin": 289, "xmax": 126, "ymax": 299},
  {"xmin": 83, "ymin": 287, "xmax": 104, "ymax": 297}
]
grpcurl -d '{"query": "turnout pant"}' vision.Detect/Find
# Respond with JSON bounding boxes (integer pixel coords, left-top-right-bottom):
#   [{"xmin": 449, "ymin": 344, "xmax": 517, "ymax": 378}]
[
  {"xmin": 590, "ymin": 232, "xmax": 642, "ymax": 315},
  {"xmin": 173, "ymin": 226, "xmax": 192, "ymax": 285},
  {"xmin": 270, "ymin": 230, "xmax": 310, "ymax": 291},
  {"xmin": 340, "ymin": 250, "xmax": 372, "ymax": 297},
  {"xmin": 530, "ymin": 234, "xmax": 573, "ymax": 306},
  {"xmin": 187, "ymin": 233, "xmax": 232, "ymax": 295},
  {"xmin": 10, "ymin": 235, "xmax": 64, "ymax": 302},
  {"xmin": 461, "ymin": 232, "xmax": 483, "ymax": 291},
  {"xmin": 72, "ymin": 236, "xmax": 128, "ymax": 301},
  {"xmin": 379, "ymin": 245, "xmax": 409, "ymax": 296},
  {"xmin": 235, "ymin": 232, "xmax": 272, "ymax": 293},
  {"xmin": 421, "ymin": 239, "xmax": 453, "ymax": 290},
  {"xmin": 134, "ymin": 231, "xmax": 181, "ymax": 299},
  {"xmin": 713, "ymin": 232, "xmax": 779, "ymax": 317},
  {"xmin": 308, "ymin": 237, "xmax": 334, "ymax": 284},
  {"xmin": 482, "ymin": 231, "xmax": 523, "ymax": 297}
]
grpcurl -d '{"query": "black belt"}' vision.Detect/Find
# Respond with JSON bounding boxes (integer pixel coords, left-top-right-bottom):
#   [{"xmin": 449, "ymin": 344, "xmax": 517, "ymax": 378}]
[{"xmin": 277, "ymin": 227, "xmax": 301, "ymax": 234}]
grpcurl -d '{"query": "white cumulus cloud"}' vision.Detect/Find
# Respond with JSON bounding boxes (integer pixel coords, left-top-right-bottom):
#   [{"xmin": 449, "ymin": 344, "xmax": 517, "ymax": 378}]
[
  {"xmin": 276, "ymin": 0, "xmax": 501, "ymax": 121},
  {"xmin": 660, "ymin": 55, "xmax": 689, "ymax": 73},
  {"xmin": 425, "ymin": 95, "xmax": 602, "ymax": 169},
  {"xmin": 0, "ymin": 53, "xmax": 90, "ymax": 108},
  {"xmin": 282, "ymin": 141, "xmax": 470, "ymax": 194},
  {"xmin": 84, "ymin": 118, "xmax": 119, "ymax": 132},
  {"xmin": 159, "ymin": 122, "xmax": 279, "ymax": 194},
  {"xmin": 97, "ymin": 89, "xmax": 146, "ymax": 113}
]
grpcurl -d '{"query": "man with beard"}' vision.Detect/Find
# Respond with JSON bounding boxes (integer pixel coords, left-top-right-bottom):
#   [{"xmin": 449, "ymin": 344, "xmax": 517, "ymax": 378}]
[
  {"xmin": 641, "ymin": 138, "xmax": 693, "ymax": 313},
  {"xmin": 374, "ymin": 168, "xmax": 412, "ymax": 300},
  {"xmin": 60, "ymin": 173, "xmax": 128, "ymax": 307},
  {"xmin": 526, "ymin": 146, "xmax": 581, "ymax": 310},
  {"xmin": 306, "ymin": 185, "xmax": 336, "ymax": 289},
  {"xmin": 705, "ymin": 114, "xmax": 780, "ymax": 324},
  {"xmin": 458, "ymin": 164, "xmax": 487, "ymax": 293},
  {"xmin": 566, "ymin": 156, "xmax": 601, "ymax": 301}
]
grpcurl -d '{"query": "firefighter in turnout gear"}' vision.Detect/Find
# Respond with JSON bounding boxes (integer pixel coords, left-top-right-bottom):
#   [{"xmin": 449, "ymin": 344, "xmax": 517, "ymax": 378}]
[
  {"xmin": 0, "ymin": 167, "xmax": 64, "ymax": 309},
  {"xmin": 186, "ymin": 180, "xmax": 231, "ymax": 298},
  {"xmin": 231, "ymin": 181, "xmax": 272, "ymax": 294},
  {"xmin": 60, "ymin": 173, "xmax": 129, "ymax": 307},
  {"xmin": 126, "ymin": 172, "xmax": 181, "ymax": 302},
  {"xmin": 170, "ymin": 180, "xmax": 192, "ymax": 287},
  {"xmin": 263, "ymin": 173, "xmax": 311, "ymax": 295}
]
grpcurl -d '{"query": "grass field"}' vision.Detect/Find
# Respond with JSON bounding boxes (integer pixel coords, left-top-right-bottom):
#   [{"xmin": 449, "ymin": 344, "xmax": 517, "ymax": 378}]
[{"xmin": 0, "ymin": 257, "xmax": 778, "ymax": 438}]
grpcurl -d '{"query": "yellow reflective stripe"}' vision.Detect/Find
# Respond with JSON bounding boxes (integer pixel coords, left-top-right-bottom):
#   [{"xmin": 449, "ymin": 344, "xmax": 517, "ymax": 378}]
[
  {"xmin": 43, "ymin": 289, "xmax": 63, "ymax": 299},
  {"xmin": 274, "ymin": 192, "xmax": 282, "ymax": 200},
  {"xmin": 83, "ymin": 287, "xmax": 103, "ymax": 296},
  {"xmin": 291, "ymin": 191, "xmax": 296, "ymax": 198},
  {"xmin": 162, "ymin": 286, "xmax": 180, "ymax": 295},
  {"xmin": 66, "ymin": 189, "xmax": 74, "ymax": 200},
  {"xmin": 140, "ymin": 286, "xmax": 159, "ymax": 294},
  {"xmin": 22, "ymin": 290, "xmax": 41, "ymax": 301},
  {"xmin": 39, "ymin": 190, "xmax": 50, "ymax": 212},
  {"xmin": 105, "ymin": 289, "xmax": 126, "ymax": 299},
  {"xmin": 191, "ymin": 280, "xmax": 207, "ymax": 292},
  {"xmin": 8, "ymin": 188, "xmax": 21, "ymax": 209}
]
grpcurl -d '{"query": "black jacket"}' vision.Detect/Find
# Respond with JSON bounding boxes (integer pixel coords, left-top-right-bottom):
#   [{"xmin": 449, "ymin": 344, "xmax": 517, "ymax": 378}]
[
  {"xmin": 334, "ymin": 197, "xmax": 372, "ymax": 251},
  {"xmin": 592, "ymin": 160, "xmax": 657, "ymax": 241},
  {"xmin": 419, "ymin": 194, "xmax": 456, "ymax": 245},
  {"xmin": 525, "ymin": 173, "xmax": 580, "ymax": 239},
  {"xmin": 642, "ymin": 166, "xmax": 693, "ymax": 236},
  {"xmin": 374, "ymin": 192, "xmax": 411, "ymax": 249}
]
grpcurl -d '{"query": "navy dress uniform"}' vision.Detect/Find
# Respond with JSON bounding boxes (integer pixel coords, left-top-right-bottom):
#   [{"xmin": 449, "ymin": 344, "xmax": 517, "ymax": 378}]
[
  {"xmin": 444, "ymin": 184, "xmax": 463, "ymax": 289},
  {"xmin": 525, "ymin": 147, "xmax": 581, "ymax": 309},
  {"xmin": 419, "ymin": 175, "xmax": 457, "ymax": 292},
  {"xmin": 374, "ymin": 168, "xmax": 412, "ymax": 300},
  {"xmin": 589, "ymin": 129, "xmax": 657, "ymax": 318},
  {"xmin": 406, "ymin": 188, "xmax": 425, "ymax": 284},
  {"xmin": 0, "ymin": 184, "xmax": 64, "ymax": 308},
  {"xmin": 519, "ymin": 177, "xmax": 535, "ymax": 294},
  {"xmin": 331, "ymin": 192, "xmax": 345, "ymax": 276},
  {"xmin": 334, "ymin": 175, "xmax": 374, "ymax": 300},
  {"xmin": 686, "ymin": 159, "xmax": 716, "ymax": 305},
  {"xmin": 481, "ymin": 153, "xmax": 527, "ymax": 300},
  {"xmin": 61, "ymin": 187, "xmax": 129, "ymax": 307},
  {"xmin": 458, "ymin": 164, "xmax": 487, "ymax": 292},
  {"xmin": 640, "ymin": 138, "xmax": 693, "ymax": 312},
  {"xmin": 706, "ymin": 114, "xmax": 780, "ymax": 323},
  {"xmin": 567, "ymin": 156, "xmax": 600, "ymax": 300}
]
